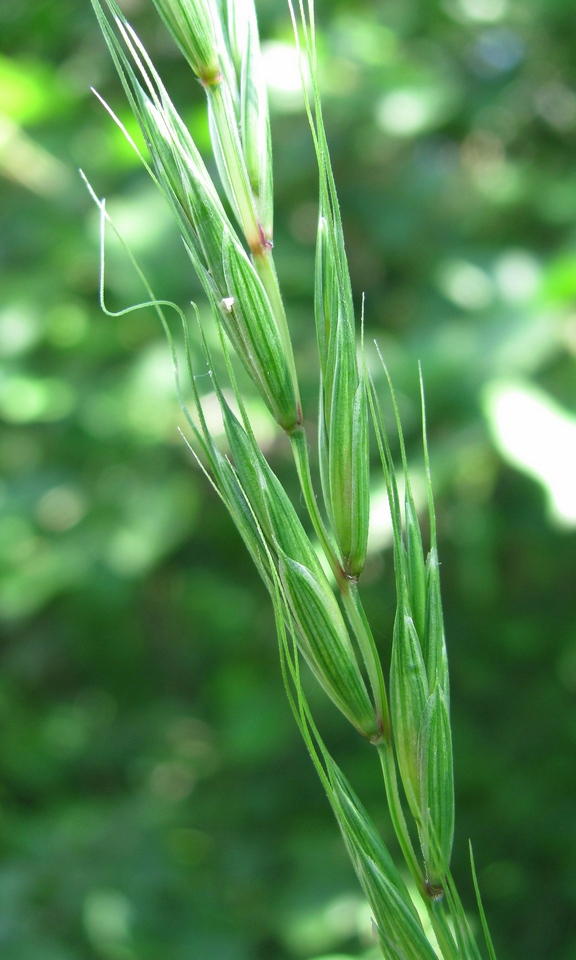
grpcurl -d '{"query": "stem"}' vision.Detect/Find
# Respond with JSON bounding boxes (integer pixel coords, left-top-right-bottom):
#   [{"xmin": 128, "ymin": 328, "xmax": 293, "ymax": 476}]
[
  {"xmin": 291, "ymin": 429, "xmax": 389, "ymax": 736},
  {"xmin": 378, "ymin": 742, "xmax": 460, "ymax": 960},
  {"xmin": 341, "ymin": 581, "xmax": 389, "ymax": 740},
  {"xmin": 206, "ymin": 83, "xmax": 302, "ymax": 416},
  {"xmin": 430, "ymin": 905, "xmax": 463, "ymax": 960},
  {"xmin": 378, "ymin": 741, "xmax": 422, "ymax": 889},
  {"xmin": 207, "ymin": 83, "xmax": 261, "ymax": 250},
  {"xmin": 254, "ymin": 247, "xmax": 301, "ymax": 415},
  {"xmin": 290, "ymin": 427, "xmax": 340, "ymax": 577}
]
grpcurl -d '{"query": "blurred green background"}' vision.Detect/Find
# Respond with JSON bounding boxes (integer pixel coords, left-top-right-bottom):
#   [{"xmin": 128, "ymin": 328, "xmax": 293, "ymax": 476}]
[{"xmin": 1, "ymin": 0, "xmax": 576, "ymax": 958}]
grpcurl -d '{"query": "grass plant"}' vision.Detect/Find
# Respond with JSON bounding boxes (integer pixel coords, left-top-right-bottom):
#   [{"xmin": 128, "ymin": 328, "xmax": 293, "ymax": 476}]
[{"xmin": 88, "ymin": 1, "xmax": 498, "ymax": 956}]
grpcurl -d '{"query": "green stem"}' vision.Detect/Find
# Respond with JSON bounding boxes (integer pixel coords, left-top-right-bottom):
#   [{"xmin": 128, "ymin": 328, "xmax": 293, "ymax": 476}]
[
  {"xmin": 291, "ymin": 430, "xmax": 389, "ymax": 736},
  {"xmin": 254, "ymin": 248, "xmax": 301, "ymax": 415},
  {"xmin": 290, "ymin": 427, "xmax": 340, "ymax": 577},
  {"xmin": 378, "ymin": 741, "xmax": 422, "ymax": 889},
  {"xmin": 430, "ymin": 904, "xmax": 463, "ymax": 960},
  {"xmin": 378, "ymin": 742, "xmax": 460, "ymax": 960},
  {"xmin": 207, "ymin": 83, "xmax": 261, "ymax": 250},
  {"xmin": 206, "ymin": 83, "xmax": 301, "ymax": 416},
  {"xmin": 341, "ymin": 581, "xmax": 389, "ymax": 740}
]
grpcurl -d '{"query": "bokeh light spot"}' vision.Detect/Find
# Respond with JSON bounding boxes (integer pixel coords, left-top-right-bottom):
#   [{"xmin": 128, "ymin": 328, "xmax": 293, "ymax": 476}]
[
  {"xmin": 437, "ymin": 259, "xmax": 494, "ymax": 310},
  {"xmin": 494, "ymin": 250, "xmax": 541, "ymax": 303},
  {"xmin": 377, "ymin": 89, "xmax": 441, "ymax": 137},
  {"xmin": 83, "ymin": 888, "xmax": 133, "ymax": 959},
  {"xmin": 458, "ymin": 0, "xmax": 508, "ymax": 22},
  {"xmin": 0, "ymin": 376, "xmax": 75, "ymax": 423},
  {"xmin": 484, "ymin": 380, "xmax": 576, "ymax": 526},
  {"xmin": 261, "ymin": 41, "xmax": 307, "ymax": 112},
  {"xmin": 35, "ymin": 485, "xmax": 87, "ymax": 532},
  {"xmin": 0, "ymin": 303, "xmax": 40, "ymax": 357}
]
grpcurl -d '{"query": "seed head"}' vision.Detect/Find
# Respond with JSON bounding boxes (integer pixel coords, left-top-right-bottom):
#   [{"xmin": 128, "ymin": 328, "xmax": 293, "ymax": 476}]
[
  {"xmin": 220, "ymin": 399, "xmax": 379, "ymax": 738},
  {"xmin": 152, "ymin": 0, "xmax": 224, "ymax": 86}
]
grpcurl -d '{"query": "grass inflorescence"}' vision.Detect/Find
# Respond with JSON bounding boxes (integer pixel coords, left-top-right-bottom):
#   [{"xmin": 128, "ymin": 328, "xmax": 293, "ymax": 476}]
[{"xmin": 88, "ymin": 1, "xmax": 498, "ymax": 956}]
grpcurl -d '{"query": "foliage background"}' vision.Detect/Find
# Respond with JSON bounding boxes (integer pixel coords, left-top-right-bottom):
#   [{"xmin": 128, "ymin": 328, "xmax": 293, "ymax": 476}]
[{"xmin": 1, "ymin": 0, "xmax": 576, "ymax": 958}]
